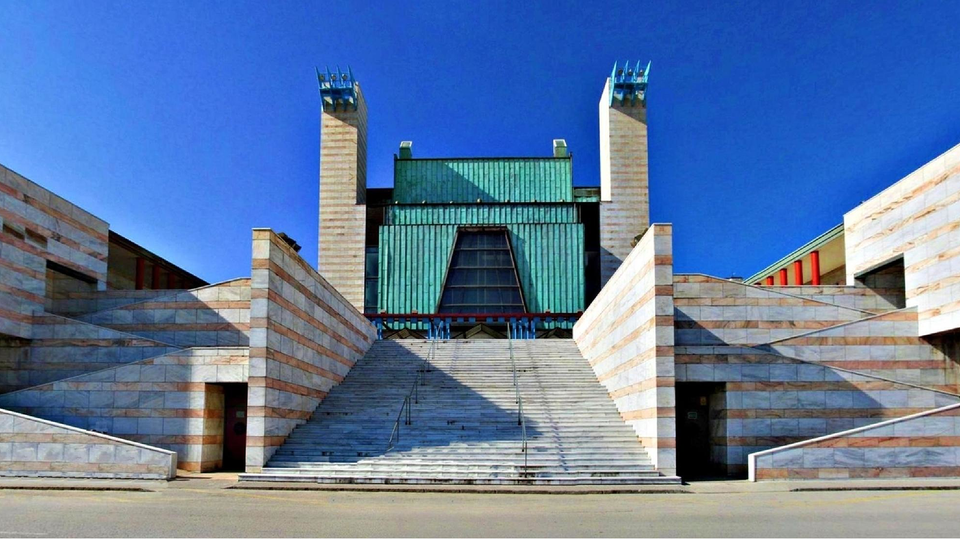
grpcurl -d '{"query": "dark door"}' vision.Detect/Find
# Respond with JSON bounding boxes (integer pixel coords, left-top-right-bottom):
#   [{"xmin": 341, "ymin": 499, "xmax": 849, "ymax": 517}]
[
  {"xmin": 222, "ymin": 384, "xmax": 247, "ymax": 471},
  {"xmin": 675, "ymin": 383, "xmax": 720, "ymax": 479}
]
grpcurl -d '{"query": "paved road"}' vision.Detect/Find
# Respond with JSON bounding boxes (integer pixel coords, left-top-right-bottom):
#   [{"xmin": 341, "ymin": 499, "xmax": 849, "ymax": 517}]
[{"xmin": 2, "ymin": 484, "xmax": 960, "ymax": 537}]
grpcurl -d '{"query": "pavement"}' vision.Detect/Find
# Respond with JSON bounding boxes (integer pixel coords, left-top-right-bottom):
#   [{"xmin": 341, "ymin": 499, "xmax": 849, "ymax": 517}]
[{"xmin": 4, "ymin": 475, "xmax": 960, "ymax": 537}]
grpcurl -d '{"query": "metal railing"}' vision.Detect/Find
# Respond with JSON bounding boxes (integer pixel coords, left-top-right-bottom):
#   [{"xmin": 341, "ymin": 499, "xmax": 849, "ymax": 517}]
[
  {"xmin": 387, "ymin": 338, "xmax": 436, "ymax": 450},
  {"xmin": 508, "ymin": 339, "xmax": 528, "ymax": 472},
  {"xmin": 367, "ymin": 313, "xmax": 581, "ymax": 340}
]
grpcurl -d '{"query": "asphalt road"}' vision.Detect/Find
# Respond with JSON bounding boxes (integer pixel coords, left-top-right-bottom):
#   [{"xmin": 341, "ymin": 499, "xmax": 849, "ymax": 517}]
[{"xmin": 2, "ymin": 485, "xmax": 960, "ymax": 537}]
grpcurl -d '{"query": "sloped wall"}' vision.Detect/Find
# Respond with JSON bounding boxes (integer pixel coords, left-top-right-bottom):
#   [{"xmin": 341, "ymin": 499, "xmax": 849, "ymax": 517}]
[
  {"xmin": 674, "ymin": 275, "xmax": 871, "ymax": 346},
  {"xmin": 573, "ymin": 224, "xmax": 675, "ymax": 475},
  {"xmin": 246, "ymin": 229, "xmax": 376, "ymax": 471},
  {"xmin": 763, "ymin": 284, "xmax": 903, "ymax": 313},
  {"xmin": 750, "ymin": 403, "xmax": 960, "ymax": 480},
  {"xmin": 47, "ymin": 289, "xmax": 181, "ymax": 318},
  {"xmin": 78, "ymin": 279, "xmax": 251, "ymax": 348},
  {"xmin": 0, "ymin": 408, "xmax": 176, "ymax": 479},
  {"xmin": 0, "ymin": 314, "xmax": 179, "ymax": 393},
  {"xmin": 763, "ymin": 308, "xmax": 959, "ymax": 391},
  {"xmin": 0, "ymin": 347, "xmax": 248, "ymax": 472}
]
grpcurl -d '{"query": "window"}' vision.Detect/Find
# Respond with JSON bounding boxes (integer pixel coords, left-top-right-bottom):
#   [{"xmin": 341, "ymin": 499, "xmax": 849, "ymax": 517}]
[
  {"xmin": 364, "ymin": 247, "xmax": 378, "ymax": 313},
  {"xmin": 438, "ymin": 230, "xmax": 525, "ymax": 314}
]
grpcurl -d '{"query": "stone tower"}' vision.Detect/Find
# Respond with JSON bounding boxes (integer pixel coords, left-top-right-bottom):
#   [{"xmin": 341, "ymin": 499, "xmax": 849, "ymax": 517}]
[
  {"xmin": 318, "ymin": 67, "xmax": 367, "ymax": 311},
  {"xmin": 598, "ymin": 61, "xmax": 651, "ymax": 287}
]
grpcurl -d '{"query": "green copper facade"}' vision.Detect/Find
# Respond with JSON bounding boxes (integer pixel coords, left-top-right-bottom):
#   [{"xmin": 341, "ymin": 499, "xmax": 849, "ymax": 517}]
[
  {"xmin": 385, "ymin": 204, "xmax": 578, "ymax": 225},
  {"xmin": 372, "ymin": 154, "xmax": 588, "ymax": 316},
  {"xmin": 393, "ymin": 158, "xmax": 574, "ymax": 204}
]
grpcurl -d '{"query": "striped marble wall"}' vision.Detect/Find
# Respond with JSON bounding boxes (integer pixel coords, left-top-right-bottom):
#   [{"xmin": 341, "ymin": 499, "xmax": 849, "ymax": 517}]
[
  {"xmin": 0, "ymin": 347, "xmax": 249, "ymax": 472},
  {"xmin": 574, "ymin": 224, "xmax": 675, "ymax": 475},
  {"xmin": 677, "ymin": 346, "xmax": 959, "ymax": 475},
  {"xmin": 674, "ymin": 274, "xmax": 960, "ymax": 475},
  {"xmin": 0, "ymin": 164, "xmax": 110, "ymax": 338},
  {"xmin": 763, "ymin": 308, "xmax": 959, "ymax": 392},
  {"xmin": 246, "ymin": 229, "xmax": 376, "ymax": 471},
  {"xmin": 844, "ymin": 141, "xmax": 960, "ymax": 336},
  {"xmin": 47, "ymin": 288, "xmax": 178, "ymax": 318},
  {"xmin": 750, "ymin": 402, "xmax": 960, "ymax": 481},
  {"xmin": 78, "ymin": 279, "xmax": 251, "ymax": 348},
  {"xmin": 0, "ymin": 408, "xmax": 177, "ymax": 479},
  {"xmin": 0, "ymin": 314, "xmax": 179, "ymax": 393},
  {"xmin": 675, "ymin": 275, "xmax": 872, "ymax": 347},
  {"xmin": 763, "ymin": 284, "xmax": 903, "ymax": 313}
]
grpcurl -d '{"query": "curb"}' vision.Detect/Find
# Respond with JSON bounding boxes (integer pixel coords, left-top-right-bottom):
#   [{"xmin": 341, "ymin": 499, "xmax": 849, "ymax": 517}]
[
  {"xmin": 227, "ymin": 484, "xmax": 689, "ymax": 495},
  {"xmin": 0, "ymin": 486, "xmax": 155, "ymax": 492},
  {"xmin": 790, "ymin": 485, "xmax": 960, "ymax": 492}
]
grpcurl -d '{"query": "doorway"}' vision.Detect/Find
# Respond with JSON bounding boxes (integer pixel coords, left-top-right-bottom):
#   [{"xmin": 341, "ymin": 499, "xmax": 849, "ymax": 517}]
[
  {"xmin": 675, "ymin": 382, "xmax": 725, "ymax": 479},
  {"xmin": 221, "ymin": 383, "xmax": 248, "ymax": 471}
]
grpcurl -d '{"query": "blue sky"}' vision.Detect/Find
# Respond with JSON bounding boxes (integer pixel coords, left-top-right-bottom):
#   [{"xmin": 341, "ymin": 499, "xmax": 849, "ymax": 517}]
[{"xmin": 2, "ymin": 1, "xmax": 960, "ymax": 282}]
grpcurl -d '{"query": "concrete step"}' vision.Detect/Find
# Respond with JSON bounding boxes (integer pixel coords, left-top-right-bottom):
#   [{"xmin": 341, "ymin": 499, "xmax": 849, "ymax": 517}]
[
  {"xmin": 240, "ymin": 473, "xmax": 682, "ymax": 485},
  {"xmin": 258, "ymin": 339, "xmax": 668, "ymax": 484}
]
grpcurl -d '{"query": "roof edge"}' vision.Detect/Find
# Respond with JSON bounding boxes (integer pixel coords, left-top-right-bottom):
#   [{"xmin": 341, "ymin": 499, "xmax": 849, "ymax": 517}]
[{"xmin": 745, "ymin": 223, "xmax": 844, "ymax": 284}]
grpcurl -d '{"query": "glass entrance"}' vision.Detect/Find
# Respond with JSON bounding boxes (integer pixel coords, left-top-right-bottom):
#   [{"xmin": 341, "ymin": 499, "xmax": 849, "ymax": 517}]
[{"xmin": 438, "ymin": 230, "xmax": 525, "ymax": 314}]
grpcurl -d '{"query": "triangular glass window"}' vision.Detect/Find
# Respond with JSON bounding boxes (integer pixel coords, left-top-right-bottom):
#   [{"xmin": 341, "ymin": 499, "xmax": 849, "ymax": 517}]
[{"xmin": 438, "ymin": 229, "xmax": 525, "ymax": 314}]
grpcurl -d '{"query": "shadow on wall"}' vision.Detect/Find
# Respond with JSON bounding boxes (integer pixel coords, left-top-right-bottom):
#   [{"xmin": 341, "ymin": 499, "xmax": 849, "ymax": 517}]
[
  {"xmin": 0, "ymin": 315, "xmax": 180, "ymax": 393},
  {"xmin": 272, "ymin": 340, "xmax": 536, "ymax": 464},
  {"xmin": 77, "ymin": 279, "xmax": 252, "ymax": 348},
  {"xmin": 854, "ymin": 258, "xmax": 906, "ymax": 310},
  {"xmin": 926, "ymin": 328, "xmax": 960, "ymax": 392}
]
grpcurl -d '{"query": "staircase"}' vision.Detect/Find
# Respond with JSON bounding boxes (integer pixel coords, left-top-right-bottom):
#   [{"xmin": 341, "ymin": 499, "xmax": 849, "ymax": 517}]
[{"xmin": 241, "ymin": 339, "xmax": 679, "ymax": 485}]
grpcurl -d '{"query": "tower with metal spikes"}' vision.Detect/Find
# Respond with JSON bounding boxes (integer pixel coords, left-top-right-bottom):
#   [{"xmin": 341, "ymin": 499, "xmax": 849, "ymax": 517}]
[
  {"xmin": 317, "ymin": 65, "xmax": 367, "ymax": 311},
  {"xmin": 598, "ymin": 60, "xmax": 652, "ymax": 287}
]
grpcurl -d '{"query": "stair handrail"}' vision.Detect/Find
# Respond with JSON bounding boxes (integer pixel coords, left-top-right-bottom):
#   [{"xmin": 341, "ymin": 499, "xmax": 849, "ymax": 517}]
[
  {"xmin": 387, "ymin": 337, "xmax": 436, "ymax": 450},
  {"xmin": 508, "ymin": 338, "xmax": 528, "ymax": 472}
]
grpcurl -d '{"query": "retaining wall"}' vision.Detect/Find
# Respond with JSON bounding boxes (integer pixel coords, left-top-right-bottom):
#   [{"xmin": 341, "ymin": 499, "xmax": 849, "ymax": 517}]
[
  {"xmin": 750, "ymin": 403, "xmax": 960, "ymax": 480},
  {"xmin": 0, "ymin": 408, "xmax": 176, "ymax": 479},
  {"xmin": 574, "ymin": 224, "xmax": 676, "ymax": 475}
]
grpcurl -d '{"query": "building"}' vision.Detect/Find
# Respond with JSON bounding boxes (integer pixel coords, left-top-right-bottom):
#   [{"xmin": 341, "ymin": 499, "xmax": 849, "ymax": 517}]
[
  {"xmin": 317, "ymin": 65, "xmax": 651, "ymax": 328},
  {"xmin": 0, "ymin": 62, "xmax": 959, "ymax": 483}
]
